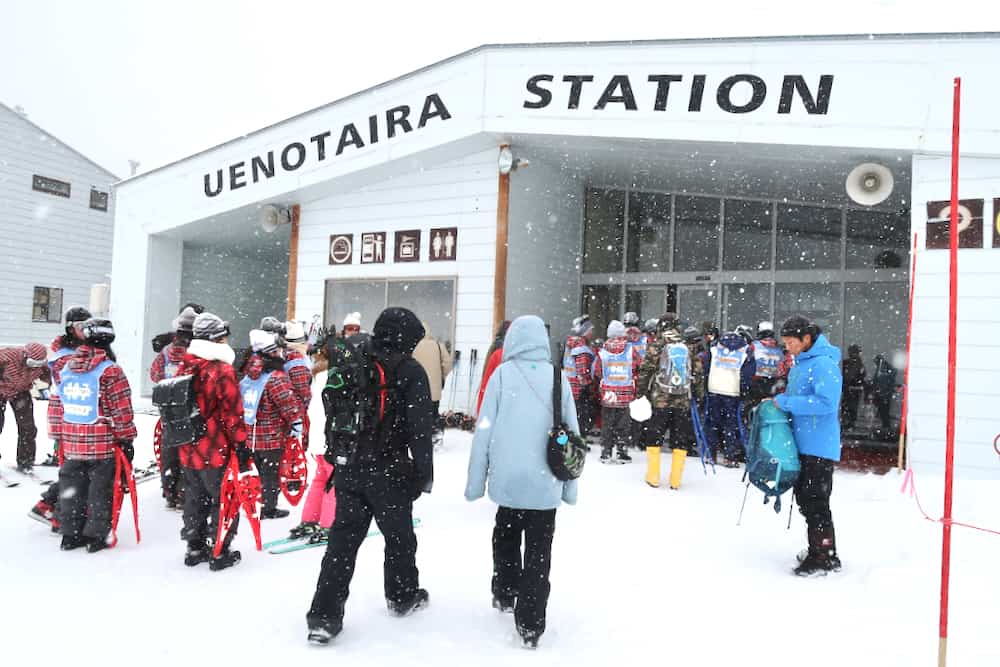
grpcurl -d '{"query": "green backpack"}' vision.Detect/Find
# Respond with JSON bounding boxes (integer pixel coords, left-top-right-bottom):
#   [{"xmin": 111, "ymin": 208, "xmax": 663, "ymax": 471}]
[{"xmin": 744, "ymin": 402, "xmax": 800, "ymax": 513}]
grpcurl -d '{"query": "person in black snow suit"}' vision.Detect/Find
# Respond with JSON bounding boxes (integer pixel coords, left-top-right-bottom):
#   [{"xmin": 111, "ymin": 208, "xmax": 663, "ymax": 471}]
[
  {"xmin": 704, "ymin": 331, "xmax": 755, "ymax": 466},
  {"xmin": 306, "ymin": 307, "xmax": 434, "ymax": 645}
]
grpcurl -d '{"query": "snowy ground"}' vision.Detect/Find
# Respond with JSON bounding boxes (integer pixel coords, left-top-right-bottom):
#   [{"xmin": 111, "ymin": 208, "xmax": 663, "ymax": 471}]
[{"xmin": 1, "ymin": 397, "xmax": 998, "ymax": 666}]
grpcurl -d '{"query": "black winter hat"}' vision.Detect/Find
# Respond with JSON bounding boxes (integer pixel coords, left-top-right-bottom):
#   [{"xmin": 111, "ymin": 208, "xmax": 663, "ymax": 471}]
[
  {"xmin": 780, "ymin": 315, "xmax": 822, "ymax": 340},
  {"xmin": 64, "ymin": 306, "xmax": 92, "ymax": 324},
  {"xmin": 373, "ymin": 307, "xmax": 425, "ymax": 355}
]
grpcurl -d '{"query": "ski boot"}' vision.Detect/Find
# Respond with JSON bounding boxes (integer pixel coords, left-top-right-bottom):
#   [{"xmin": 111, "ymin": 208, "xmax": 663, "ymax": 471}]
[
  {"xmin": 616, "ymin": 450, "xmax": 632, "ymax": 464},
  {"xmin": 289, "ymin": 521, "xmax": 320, "ymax": 540},
  {"xmin": 184, "ymin": 541, "xmax": 211, "ymax": 567},
  {"xmin": 209, "ymin": 549, "xmax": 242, "ymax": 572},
  {"xmin": 86, "ymin": 537, "xmax": 110, "ymax": 553},
  {"xmin": 60, "ymin": 535, "xmax": 87, "ymax": 551},
  {"xmin": 517, "ymin": 626, "xmax": 541, "ymax": 649},
  {"xmin": 261, "ymin": 507, "xmax": 290, "ymax": 520},
  {"xmin": 795, "ymin": 548, "xmax": 842, "ymax": 573},
  {"xmin": 308, "ymin": 527, "xmax": 330, "ymax": 545},
  {"xmin": 307, "ymin": 617, "xmax": 343, "ymax": 645},
  {"xmin": 39, "ymin": 453, "xmax": 59, "ymax": 468},
  {"xmin": 492, "ymin": 596, "xmax": 515, "ymax": 613},
  {"xmin": 29, "ymin": 500, "xmax": 56, "ymax": 527},
  {"xmin": 387, "ymin": 588, "xmax": 429, "ymax": 617}
]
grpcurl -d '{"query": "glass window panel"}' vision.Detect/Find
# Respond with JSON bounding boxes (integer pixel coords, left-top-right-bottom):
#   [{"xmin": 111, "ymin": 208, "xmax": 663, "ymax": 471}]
[
  {"xmin": 774, "ymin": 282, "xmax": 842, "ymax": 347},
  {"xmin": 626, "ymin": 192, "xmax": 671, "ymax": 272},
  {"xmin": 582, "ymin": 285, "xmax": 621, "ymax": 341},
  {"xmin": 723, "ymin": 199, "xmax": 772, "ymax": 270},
  {"xmin": 845, "ymin": 210, "xmax": 910, "ymax": 270},
  {"xmin": 676, "ymin": 285, "xmax": 718, "ymax": 329},
  {"xmin": 582, "ymin": 188, "xmax": 625, "ymax": 273},
  {"xmin": 776, "ymin": 205, "xmax": 842, "ymax": 270},
  {"xmin": 324, "ymin": 280, "xmax": 386, "ymax": 335},
  {"xmin": 49, "ymin": 288, "xmax": 63, "ymax": 323},
  {"xmin": 673, "ymin": 196, "xmax": 720, "ymax": 272},
  {"xmin": 625, "ymin": 288, "xmax": 667, "ymax": 323},
  {"xmin": 723, "ymin": 283, "xmax": 771, "ymax": 332},
  {"xmin": 387, "ymin": 279, "xmax": 456, "ymax": 353},
  {"xmin": 843, "ymin": 282, "xmax": 907, "ymax": 372}
]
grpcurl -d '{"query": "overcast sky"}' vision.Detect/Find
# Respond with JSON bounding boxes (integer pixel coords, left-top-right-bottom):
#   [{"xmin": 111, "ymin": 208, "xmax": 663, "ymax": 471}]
[{"xmin": 2, "ymin": 0, "xmax": 996, "ymax": 180}]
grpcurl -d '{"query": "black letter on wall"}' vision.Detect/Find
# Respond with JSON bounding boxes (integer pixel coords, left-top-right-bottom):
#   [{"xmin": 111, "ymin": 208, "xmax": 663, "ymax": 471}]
[
  {"xmin": 229, "ymin": 162, "xmax": 247, "ymax": 190},
  {"xmin": 251, "ymin": 153, "xmax": 275, "ymax": 183},
  {"xmin": 562, "ymin": 75, "xmax": 595, "ymax": 110},
  {"xmin": 418, "ymin": 93, "xmax": 452, "ymax": 127},
  {"xmin": 523, "ymin": 74, "xmax": 554, "ymax": 109},
  {"xmin": 281, "ymin": 142, "xmax": 307, "ymax": 170},
  {"xmin": 204, "ymin": 169, "xmax": 223, "ymax": 197},
  {"xmin": 648, "ymin": 75, "xmax": 683, "ymax": 111},
  {"xmin": 778, "ymin": 75, "xmax": 833, "ymax": 114},
  {"xmin": 717, "ymin": 74, "xmax": 767, "ymax": 113},
  {"xmin": 386, "ymin": 106, "xmax": 412, "ymax": 138},
  {"xmin": 594, "ymin": 75, "xmax": 638, "ymax": 110},
  {"xmin": 310, "ymin": 132, "xmax": 332, "ymax": 161}
]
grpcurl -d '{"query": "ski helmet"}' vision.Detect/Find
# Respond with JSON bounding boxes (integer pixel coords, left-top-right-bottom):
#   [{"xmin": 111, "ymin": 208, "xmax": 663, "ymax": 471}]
[
  {"xmin": 735, "ymin": 324, "xmax": 754, "ymax": 344},
  {"xmin": 683, "ymin": 325, "xmax": 702, "ymax": 342},
  {"xmin": 643, "ymin": 318, "xmax": 659, "ymax": 334},
  {"xmin": 81, "ymin": 318, "xmax": 116, "ymax": 346},
  {"xmin": 64, "ymin": 306, "xmax": 92, "ymax": 324},
  {"xmin": 757, "ymin": 321, "xmax": 775, "ymax": 338},
  {"xmin": 623, "ymin": 311, "xmax": 640, "ymax": 327}
]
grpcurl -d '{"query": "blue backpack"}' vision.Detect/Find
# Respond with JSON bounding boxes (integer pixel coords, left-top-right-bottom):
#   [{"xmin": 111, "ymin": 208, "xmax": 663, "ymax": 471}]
[{"xmin": 743, "ymin": 401, "xmax": 800, "ymax": 513}]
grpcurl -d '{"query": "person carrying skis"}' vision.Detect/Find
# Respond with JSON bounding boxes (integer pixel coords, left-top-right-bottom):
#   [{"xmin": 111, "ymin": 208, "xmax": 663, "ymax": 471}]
[
  {"xmin": 563, "ymin": 315, "xmax": 597, "ymax": 436},
  {"xmin": 0, "ymin": 341, "xmax": 49, "ymax": 473},
  {"xmin": 56, "ymin": 318, "xmax": 137, "ymax": 553},
  {"xmin": 635, "ymin": 313, "xmax": 705, "ymax": 489},
  {"xmin": 175, "ymin": 312, "xmax": 249, "ymax": 571},
  {"xmin": 465, "ymin": 315, "xmax": 580, "ymax": 649},
  {"xmin": 592, "ymin": 320, "xmax": 641, "ymax": 463},
  {"xmin": 149, "ymin": 306, "xmax": 198, "ymax": 510},
  {"xmin": 307, "ymin": 307, "xmax": 434, "ymax": 645},
  {"xmin": 748, "ymin": 321, "xmax": 789, "ymax": 408},
  {"xmin": 29, "ymin": 307, "xmax": 92, "ymax": 528},
  {"xmin": 241, "ymin": 330, "xmax": 303, "ymax": 520},
  {"xmin": 704, "ymin": 329, "xmax": 756, "ymax": 467},
  {"xmin": 769, "ymin": 315, "xmax": 843, "ymax": 576}
]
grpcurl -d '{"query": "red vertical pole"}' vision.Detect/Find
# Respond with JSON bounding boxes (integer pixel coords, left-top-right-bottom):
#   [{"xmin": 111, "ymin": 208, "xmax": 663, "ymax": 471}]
[
  {"xmin": 938, "ymin": 76, "xmax": 961, "ymax": 667},
  {"xmin": 897, "ymin": 232, "xmax": 919, "ymax": 471}
]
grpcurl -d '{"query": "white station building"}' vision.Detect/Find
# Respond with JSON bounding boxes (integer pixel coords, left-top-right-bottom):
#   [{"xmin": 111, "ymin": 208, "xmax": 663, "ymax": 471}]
[{"xmin": 111, "ymin": 33, "xmax": 1000, "ymax": 477}]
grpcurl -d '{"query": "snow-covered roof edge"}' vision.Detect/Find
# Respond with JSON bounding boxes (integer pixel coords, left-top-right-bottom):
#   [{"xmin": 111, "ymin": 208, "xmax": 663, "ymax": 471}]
[
  {"xmin": 114, "ymin": 31, "xmax": 1000, "ymax": 187},
  {"xmin": 0, "ymin": 100, "xmax": 119, "ymax": 181}
]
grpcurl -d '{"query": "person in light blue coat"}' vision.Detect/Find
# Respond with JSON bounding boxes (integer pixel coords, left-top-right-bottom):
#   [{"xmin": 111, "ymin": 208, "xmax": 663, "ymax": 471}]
[
  {"xmin": 773, "ymin": 315, "xmax": 843, "ymax": 577},
  {"xmin": 465, "ymin": 315, "xmax": 579, "ymax": 649}
]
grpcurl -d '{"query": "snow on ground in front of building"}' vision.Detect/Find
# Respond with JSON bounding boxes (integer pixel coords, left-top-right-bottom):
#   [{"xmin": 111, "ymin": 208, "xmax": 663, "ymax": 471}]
[{"xmin": 1, "ymin": 398, "xmax": 998, "ymax": 667}]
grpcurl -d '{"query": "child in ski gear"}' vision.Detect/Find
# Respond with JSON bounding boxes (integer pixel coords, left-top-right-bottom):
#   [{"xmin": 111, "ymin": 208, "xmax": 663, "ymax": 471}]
[
  {"xmin": 704, "ymin": 330, "xmax": 756, "ymax": 466},
  {"xmin": 307, "ymin": 307, "xmax": 434, "ymax": 645},
  {"xmin": 341, "ymin": 312, "xmax": 362, "ymax": 337},
  {"xmin": 748, "ymin": 321, "xmax": 790, "ymax": 407},
  {"xmin": 282, "ymin": 321, "xmax": 314, "ymax": 445},
  {"xmin": 475, "ymin": 320, "xmax": 510, "ymax": 415},
  {"xmin": 0, "ymin": 342, "xmax": 49, "ymax": 472},
  {"xmin": 150, "ymin": 306, "xmax": 198, "ymax": 510},
  {"xmin": 592, "ymin": 320, "xmax": 641, "ymax": 463},
  {"xmin": 56, "ymin": 319, "xmax": 137, "ymax": 553},
  {"xmin": 242, "ymin": 330, "xmax": 303, "ymax": 520},
  {"xmin": 773, "ymin": 315, "xmax": 843, "ymax": 576},
  {"xmin": 176, "ymin": 312, "xmax": 249, "ymax": 570},
  {"xmin": 564, "ymin": 315, "xmax": 597, "ymax": 435},
  {"xmin": 45, "ymin": 306, "xmax": 92, "ymax": 468},
  {"xmin": 466, "ymin": 315, "xmax": 579, "ymax": 649},
  {"xmin": 635, "ymin": 313, "xmax": 705, "ymax": 488},
  {"xmin": 623, "ymin": 311, "xmax": 648, "ymax": 361}
]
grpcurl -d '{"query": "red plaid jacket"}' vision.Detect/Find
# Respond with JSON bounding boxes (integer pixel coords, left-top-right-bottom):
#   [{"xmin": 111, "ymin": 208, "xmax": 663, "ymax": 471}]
[
  {"xmin": 243, "ymin": 355, "xmax": 301, "ymax": 452},
  {"xmin": 149, "ymin": 342, "xmax": 188, "ymax": 383},
  {"xmin": 592, "ymin": 337, "xmax": 641, "ymax": 408},
  {"xmin": 176, "ymin": 349, "xmax": 247, "ymax": 470},
  {"xmin": 60, "ymin": 346, "xmax": 138, "ymax": 461},
  {"xmin": 564, "ymin": 335, "xmax": 596, "ymax": 399},
  {"xmin": 47, "ymin": 336, "xmax": 76, "ymax": 440},
  {"xmin": 284, "ymin": 350, "xmax": 313, "ymax": 411},
  {"xmin": 0, "ymin": 344, "xmax": 46, "ymax": 400}
]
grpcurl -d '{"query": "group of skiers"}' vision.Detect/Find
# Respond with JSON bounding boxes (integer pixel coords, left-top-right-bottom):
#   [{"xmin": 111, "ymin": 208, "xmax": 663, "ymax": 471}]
[
  {"xmin": 562, "ymin": 311, "xmax": 793, "ymax": 485},
  {"xmin": 7, "ymin": 297, "xmax": 845, "ymax": 650}
]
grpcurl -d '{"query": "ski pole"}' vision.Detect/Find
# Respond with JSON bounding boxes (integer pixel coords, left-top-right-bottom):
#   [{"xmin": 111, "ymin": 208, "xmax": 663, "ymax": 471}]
[
  {"xmin": 465, "ymin": 348, "xmax": 479, "ymax": 415},
  {"xmin": 447, "ymin": 350, "xmax": 461, "ymax": 412},
  {"xmin": 737, "ymin": 483, "xmax": 750, "ymax": 526},
  {"xmin": 786, "ymin": 493, "xmax": 795, "ymax": 530}
]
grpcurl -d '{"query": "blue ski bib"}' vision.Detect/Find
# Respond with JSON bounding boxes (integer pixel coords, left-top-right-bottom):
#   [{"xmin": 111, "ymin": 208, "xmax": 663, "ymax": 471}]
[
  {"xmin": 284, "ymin": 357, "xmax": 313, "ymax": 374},
  {"xmin": 240, "ymin": 371, "xmax": 274, "ymax": 426},
  {"xmin": 598, "ymin": 347, "xmax": 634, "ymax": 387},
  {"xmin": 60, "ymin": 360, "xmax": 115, "ymax": 425},
  {"xmin": 48, "ymin": 347, "xmax": 75, "ymax": 399}
]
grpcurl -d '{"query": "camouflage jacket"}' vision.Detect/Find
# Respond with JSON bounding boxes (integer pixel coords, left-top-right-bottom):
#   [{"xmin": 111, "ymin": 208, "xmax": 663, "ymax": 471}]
[{"xmin": 636, "ymin": 327, "xmax": 705, "ymax": 410}]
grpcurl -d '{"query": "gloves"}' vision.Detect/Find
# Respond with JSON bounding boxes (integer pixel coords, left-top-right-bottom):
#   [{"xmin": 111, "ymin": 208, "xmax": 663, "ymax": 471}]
[
  {"xmin": 290, "ymin": 421, "xmax": 303, "ymax": 439},
  {"xmin": 118, "ymin": 440, "xmax": 134, "ymax": 463},
  {"xmin": 236, "ymin": 444, "xmax": 252, "ymax": 472},
  {"xmin": 410, "ymin": 473, "xmax": 432, "ymax": 501}
]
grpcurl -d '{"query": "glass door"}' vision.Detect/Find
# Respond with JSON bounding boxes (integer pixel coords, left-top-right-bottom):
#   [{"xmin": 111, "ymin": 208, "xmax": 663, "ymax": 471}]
[
  {"xmin": 625, "ymin": 287, "xmax": 668, "ymax": 324},
  {"xmin": 676, "ymin": 285, "xmax": 719, "ymax": 328}
]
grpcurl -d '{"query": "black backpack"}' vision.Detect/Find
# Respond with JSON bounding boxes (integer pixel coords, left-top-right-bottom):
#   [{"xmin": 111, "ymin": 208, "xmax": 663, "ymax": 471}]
[
  {"xmin": 151, "ymin": 374, "xmax": 206, "ymax": 448},
  {"xmin": 321, "ymin": 335, "xmax": 404, "ymax": 466}
]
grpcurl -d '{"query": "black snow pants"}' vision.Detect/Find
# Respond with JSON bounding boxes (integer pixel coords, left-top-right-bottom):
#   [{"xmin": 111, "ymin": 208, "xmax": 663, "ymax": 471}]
[
  {"xmin": 574, "ymin": 391, "xmax": 596, "ymax": 435},
  {"xmin": 794, "ymin": 455, "xmax": 837, "ymax": 557},
  {"xmin": 159, "ymin": 443, "xmax": 184, "ymax": 505},
  {"xmin": 308, "ymin": 475, "xmax": 420, "ymax": 626},
  {"xmin": 600, "ymin": 407, "xmax": 632, "ymax": 457},
  {"xmin": 492, "ymin": 507, "xmax": 557, "ymax": 638},
  {"xmin": 58, "ymin": 458, "xmax": 116, "ymax": 541},
  {"xmin": 642, "ymin": 406, "xmax": 696, "ymax": 453},
  {"xmin": 252, "ymin": 449, "xmax": 283, "ymax": 512},
  {"xmin": 0, "ymin": 391, "xmax": 38, "ymax": 467},
  {"xmin": 181, "ymin": 466, "xmax": 237, "ymax": 549}
]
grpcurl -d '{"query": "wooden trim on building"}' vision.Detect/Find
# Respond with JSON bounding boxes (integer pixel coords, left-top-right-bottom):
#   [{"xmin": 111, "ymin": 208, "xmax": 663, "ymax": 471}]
[
  {"xmin": 286, "ymin": 204, "xmax": 301, "ymax": 320},
  {"xmin": 493, "ymin": 172, "xmax": 510, "ymax": 333}
]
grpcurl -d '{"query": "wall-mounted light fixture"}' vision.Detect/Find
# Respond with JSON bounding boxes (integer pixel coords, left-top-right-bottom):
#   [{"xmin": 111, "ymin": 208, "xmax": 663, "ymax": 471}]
[{"xmin": 498, "ymin": 144, "xmax": 530, "ymax": 175}]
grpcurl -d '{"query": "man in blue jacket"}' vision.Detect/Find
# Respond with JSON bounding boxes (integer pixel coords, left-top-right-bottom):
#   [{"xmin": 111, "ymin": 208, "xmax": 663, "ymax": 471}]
[
  {"xmin": 466, "ymin": 315, "xmax": 579, "ymax": 649},
  {"xmin": 773, "ymin": 315, "xmax": 843, "ymax": 576}
]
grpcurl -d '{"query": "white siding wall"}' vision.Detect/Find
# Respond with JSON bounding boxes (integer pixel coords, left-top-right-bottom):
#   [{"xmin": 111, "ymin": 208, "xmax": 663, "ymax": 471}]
[
  {"xmin": 506, "ymin": 158, "xmax": 583, "ymax": 343},
  {"xmin": 294, "ymin": 147, "xmax": 499, "ymax": 412},
  {"xmin": 907, "ymin": 154, "xmax": 1000, "ymax": 480},
  {"xmin": 0, "ymin": 105, "xmax": 116, "ymax": 346}
]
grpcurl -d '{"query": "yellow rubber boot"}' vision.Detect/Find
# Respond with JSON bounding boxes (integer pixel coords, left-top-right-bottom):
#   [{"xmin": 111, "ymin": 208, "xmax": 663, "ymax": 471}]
[
  {"xmin": 645, "ymin": 447, "xmax": 661, "ymax": 487},
  {"xmin": 669, "ymin": 448, "xmax": 687, "ymax": 490}
]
